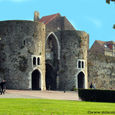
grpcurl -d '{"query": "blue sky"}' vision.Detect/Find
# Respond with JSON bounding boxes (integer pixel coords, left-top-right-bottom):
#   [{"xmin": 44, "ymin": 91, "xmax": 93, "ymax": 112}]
[{"xmin": 0, "ymin": 0, "xmax": 114, "ymax": 47}]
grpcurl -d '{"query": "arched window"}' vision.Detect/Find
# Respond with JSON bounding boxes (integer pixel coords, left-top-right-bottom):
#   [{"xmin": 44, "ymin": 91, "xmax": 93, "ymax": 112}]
[
  {"xmin": 46, "ymin": 32, "xmax": 60, "ymax": 60},
  {"xmin": 78, "ymin": 61, "xmax": 81, "ymax": 68},
  {"xmin": 37, "ymin": 57, "xmax": 40, "ymax": 65},
  {"xmin": 82, "ymin": 61, "xmax": 84, "ymax": 68},
  {"xmin": 23, "ymin": 40, "xmax": 26, "ymax": 45},
  {"xmin": 77, "ymin": 60, "xmax": 85, "ymax": 69},
  {"xmin": 33, "ymin": 57, "xmax": 36, "ymax": 65}
]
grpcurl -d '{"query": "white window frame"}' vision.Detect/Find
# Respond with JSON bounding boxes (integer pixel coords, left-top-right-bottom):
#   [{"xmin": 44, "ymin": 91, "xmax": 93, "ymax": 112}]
[
  {"xmin": 32, "ymin": 55, "xmax": 41, "ymax": 67},
  {"xmin": 77, "ymin": 59, "xmax": 85, "ymax": 69}
]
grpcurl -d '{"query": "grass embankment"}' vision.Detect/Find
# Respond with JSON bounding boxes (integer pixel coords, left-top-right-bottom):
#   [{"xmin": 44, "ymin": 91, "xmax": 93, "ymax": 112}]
[{"xmin": 0, "ymin": 98, "xmax": 115, "ymax": 115}]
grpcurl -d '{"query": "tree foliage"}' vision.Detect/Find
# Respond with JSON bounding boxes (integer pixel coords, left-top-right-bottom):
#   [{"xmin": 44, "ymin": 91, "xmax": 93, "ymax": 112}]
[
  {"xmin": 106, "ymin": 0, "xmax": 115, "ymax": 4},
  {"xmin": 106, "ymin": 0, "xmax": 115, "ymax": 29}
]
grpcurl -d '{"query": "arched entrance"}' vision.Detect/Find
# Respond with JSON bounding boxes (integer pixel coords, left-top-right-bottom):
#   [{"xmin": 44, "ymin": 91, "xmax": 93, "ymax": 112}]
[
  {"xmin": 46, "ymin": 32, "xmax": 60, "ymax": 60},
  {"xmin": 78, "ymin": 72, "xmax": 85, "ymax": 88},
  {"xmin": 46, "ymin": 64, "xmax": 56, "ymax": 90},
  {"xmin": 32, "ymin": 69, "xmax": 41, "ymax": 90},
  {"xmin": 45, "ymin": 32, "xmax": 59, "ymax": 90}
]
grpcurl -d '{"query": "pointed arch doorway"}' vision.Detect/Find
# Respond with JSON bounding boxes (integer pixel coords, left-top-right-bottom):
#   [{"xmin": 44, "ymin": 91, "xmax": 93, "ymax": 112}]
[
  {"xmin": 32, "ymin": 69, "xmax": 41, "ymax": 90},
  {"xmin": 78, "ymin": 72, "xmax": 85, "ymax": 88},
  {"xmin": 45, "ymin": 64, "xmax": 56, "ymax": 90},
  {"xmin": 46, "ymin": 32, "xmax": 60, "ymax": 60},
  {"xmin": 45, "ymin": 32, "xmax": 59, "ymax": 90}
]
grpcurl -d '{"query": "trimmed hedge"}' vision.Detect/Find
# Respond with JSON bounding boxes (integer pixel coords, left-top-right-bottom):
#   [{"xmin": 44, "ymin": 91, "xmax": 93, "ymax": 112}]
[{"xmin": 78, "ymin": 89, "xmax": 115, "ymax": 102}]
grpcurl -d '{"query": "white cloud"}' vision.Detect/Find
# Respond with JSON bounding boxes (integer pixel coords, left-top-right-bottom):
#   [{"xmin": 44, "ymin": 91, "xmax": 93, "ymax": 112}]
[
  {"xmin": 0, "ymin": 0, "xmax": 30, "ymax": 2},
  {"xmin": 86, "ymin": 17, "xmax": 102, "ymax": 28}
]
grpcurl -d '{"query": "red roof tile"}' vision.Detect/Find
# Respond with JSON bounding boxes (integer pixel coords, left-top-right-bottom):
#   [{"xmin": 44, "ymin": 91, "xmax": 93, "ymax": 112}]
[
  {"xmin": 96, "ymin": 40, "xmax": 105, "ymax": 46},
  {"xmin": 39, "ymin": 13, "xmax": 60, "ymax": 24},
  {"xmin": 94, "ymin": 40, "xmax": 115, "ymax": 50}
]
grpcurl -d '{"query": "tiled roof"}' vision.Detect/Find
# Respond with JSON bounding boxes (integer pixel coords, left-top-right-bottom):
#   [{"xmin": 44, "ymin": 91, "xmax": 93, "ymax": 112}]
[
  {"xmin": 96, "ymin": 40, "xmax": 105, "ymax": 46},
  {"xmin": 106, "ymin": 41, "xmax": 115, "ymax": 45},
  {"xmin": 94, "ymin": 40, "xmax": 115, "ymax": 50},
  {"xmin": 39, "ymin": 13, "xmax": 60, "ymax": 24}
]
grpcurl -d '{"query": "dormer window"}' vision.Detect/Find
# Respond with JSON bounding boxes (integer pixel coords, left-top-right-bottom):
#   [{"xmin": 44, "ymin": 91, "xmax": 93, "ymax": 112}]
[{"xmin": 77, "ymin": 59, "xmax": 85, "ymax": 69}]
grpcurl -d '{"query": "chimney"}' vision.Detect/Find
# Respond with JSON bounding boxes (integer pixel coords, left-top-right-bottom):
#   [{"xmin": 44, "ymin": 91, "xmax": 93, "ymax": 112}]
[{"xmin": 34, "ymin": 11, "xmax": 40, "ymax": 21}]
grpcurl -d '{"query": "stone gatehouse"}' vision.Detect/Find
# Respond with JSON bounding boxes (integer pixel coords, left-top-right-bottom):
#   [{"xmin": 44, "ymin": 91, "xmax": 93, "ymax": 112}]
[{"xmin": 0, "ymin": 11, "xmax": 89, "ymax": 90}]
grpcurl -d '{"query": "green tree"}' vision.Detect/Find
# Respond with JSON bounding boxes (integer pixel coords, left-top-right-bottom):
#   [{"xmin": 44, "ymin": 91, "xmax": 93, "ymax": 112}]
[
  {"xmin": 106, "ymin": 0, "xmax": 115, "ymax": 4},
  {"xmin": 106, "ymin": 0, "xmax": 115, "ymax": 29}
]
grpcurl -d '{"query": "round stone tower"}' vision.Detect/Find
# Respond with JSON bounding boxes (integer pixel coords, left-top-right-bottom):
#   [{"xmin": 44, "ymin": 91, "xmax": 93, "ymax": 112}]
[
  {"xmin": 59, "ymin": 30, "xmax": 89, "ymax": 90},
  {"xmin": 0, "ymin": 20, "xmax": 46, "ymax": 90}
]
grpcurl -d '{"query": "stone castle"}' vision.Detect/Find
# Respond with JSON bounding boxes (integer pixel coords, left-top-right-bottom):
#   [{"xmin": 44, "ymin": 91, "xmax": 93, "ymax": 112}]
[
  {"xmin": 0, "ymin": 12, "xmax": 89, "ymax": 90},
  {"xmin": 0, "ymin": 11, "xmax": 114, "ymax": 90}
]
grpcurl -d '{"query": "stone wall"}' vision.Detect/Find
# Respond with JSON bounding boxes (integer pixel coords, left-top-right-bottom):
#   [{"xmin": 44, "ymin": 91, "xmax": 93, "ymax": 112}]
[
  {"xmin": 32, "ymin": 21, "xmax": 46, "ymax": 90},
  {"xmin": 89, "ymin": 41, "xmax": 104, "ymax": 55},
  {"xmin": 44, "ymin": 15, "xmax": 76, "ymax": 90},
  {"xmin": 59, "ymin": 30, "xmax": 89, "ymax": 90},
  {"xmin": 62, "ymin": 17, "xmax": 75, "ymax": 30},
  {"xmin": 88, "ymin": 53, "xmax": 115, "ymax": 89},
  {"xmin": 104, "ymin": 50, "xmax": 114, "ymax": 57},
  {"xmin": 46, "ymin": 15, "xmax": 62, "ymax": 34},
  {"xmin": 45, "ymin": 15, "xmax": 75, "ymax": 37},
  {"xmin": 0, "ymin": 20, "xmax": 46, "ymax": 89}
]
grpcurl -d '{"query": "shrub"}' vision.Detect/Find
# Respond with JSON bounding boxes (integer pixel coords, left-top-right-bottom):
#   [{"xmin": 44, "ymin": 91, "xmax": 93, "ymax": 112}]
[
  {"xmin": 71, "ymin": 86, "xmax": 78, "ymax": 91},
  {"xmin": 78, "ymin": 89, "xmax": 115, "ymax": 102}
]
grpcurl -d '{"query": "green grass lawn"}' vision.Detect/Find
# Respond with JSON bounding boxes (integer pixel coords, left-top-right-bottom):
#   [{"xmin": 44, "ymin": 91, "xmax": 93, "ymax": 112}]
[{"xmin": 0, "ymin": 99, "xmax": 115, "ymax": 115}]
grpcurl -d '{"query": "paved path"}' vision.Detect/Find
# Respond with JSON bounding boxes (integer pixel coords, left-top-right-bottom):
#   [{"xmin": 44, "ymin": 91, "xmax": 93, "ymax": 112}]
[{"xmin": 0, "ymin": 90, "xmax": 80, "ymax": 101}]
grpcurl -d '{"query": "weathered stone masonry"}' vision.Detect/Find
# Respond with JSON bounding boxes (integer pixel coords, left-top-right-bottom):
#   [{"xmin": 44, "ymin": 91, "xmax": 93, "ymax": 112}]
[
  {"xmin": 59, "ymin": 30, "xmax": 89, "ymax": 90},
  {"xmin": 88, "ymin": 40, "xmax": 115, "ymax": 90},
  {"xmin": 88, "ymin": 53, "xmax": 115, "ymax": 89},
  {"xmin": 0, "ymin": 12, "xmax": 89, "ymax": 90},
  {"xmin": 0, "ymin": 21, "xmax": 46, "ymax": 90}
]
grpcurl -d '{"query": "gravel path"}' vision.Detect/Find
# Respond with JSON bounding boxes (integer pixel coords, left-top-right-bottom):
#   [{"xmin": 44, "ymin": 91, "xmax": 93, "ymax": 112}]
[{"xmin": 0, "ymin": 90, "xmax": 80, "ymax": 101}]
